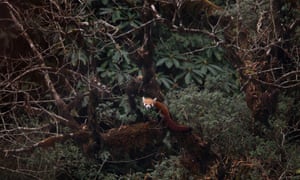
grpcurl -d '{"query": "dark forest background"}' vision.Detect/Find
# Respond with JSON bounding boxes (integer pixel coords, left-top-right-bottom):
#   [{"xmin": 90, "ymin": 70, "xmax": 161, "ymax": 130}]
[{"xmin": 0, "ymin": 0, "xmax": 299, "ymax": 179}]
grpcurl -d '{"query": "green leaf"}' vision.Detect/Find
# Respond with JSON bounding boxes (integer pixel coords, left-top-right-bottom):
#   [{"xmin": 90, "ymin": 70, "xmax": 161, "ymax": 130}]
[
  {"xmin": 112, "ymin": 10, "xmax": 121, "ymax": 23},
  {"xmin": 184, "ymin": 72, "xmax": 191, "ymax": 84},
  {"xmin": 157, "ymin": 57, "xmax": 169, "ymax": 66},
  {"xmin": 160, "ymin": 78, "xmax": 172, "ymax": 89},
  {"xmin": 174, "ymin": 72, "xmax": 186, "ymax": 82},
  {"xmin": 120, "ymin": 50, "xmax": 130, "ymax": 64},
  {"xmin": 207, "ymin": 65, "xmax": 217, "ymax": 75},
  {"xmin": 117, "ymin": 73, "xmax": 124, "ymax": 84},
  {"xmin": 192, "ymin": 69, "xmax": 205, "ymax": 77},
  {"xmin": 96, "ymin": 67, "xmax": 104, "ymax": 73},
  {"xmin": 173, "ymin": 59, "xmax": 180, "ymax": 68},
  {"xmin": 201, "ymin": 65, "xmax": 208, "ymax": 74},
  {"xmin": 210, "ymin": 64, "xmax": 223, "ymax": 72},
  {"xmin": 165, "ymin": 60, "xmax": 173, "ymax": 68},
  {"xmin": 127, "ymin": 66, "xmax": 139, "ymax": 73},
  {"xmin": 70, "ymin": 49, "xmax": 77, "ymax": 66},
  {"xmin": 192, "ymin": 74, "xmax": 203, "ymax": 84},
  {"xmin": 101, "ymin": 0, "xmax": 108, "ymax": 5},
  {"xmin": 100, "ymin": 61, "xmax": 109, "ymax": 69},
  {"xmin": 214, "ymin": 51, "xmax": 222, "ymax": 61},
  {"xmin": 78, "ymin": 49, "xmax": 88, "ymax": 65},
  {"xmin": 206, "ymin": 48, "xmax": 212, "ymax": 57},
  {"xmin": 112, "ymin": 51, "xmax": 121, "ymax": 62},
  {"xmin": 71, "ymin": 57, "xmax": 77, "ymax": 66}
]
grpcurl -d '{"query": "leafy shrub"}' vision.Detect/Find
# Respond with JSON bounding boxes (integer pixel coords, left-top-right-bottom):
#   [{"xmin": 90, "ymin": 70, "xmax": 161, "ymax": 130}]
[
  {"xmin": 166, "ymin": 86, "xmax": 299, "ymax": 179},
  {"xmin": 147, "ymin": 156, "xmax": 189, "ymax": 179},
  {"xmin": 167, "ymin": 86, "xmax": 252, "ymax": 155},
  {"xmin": 155, "ymin": 31, "xmax": 226, "ymax": 89}
]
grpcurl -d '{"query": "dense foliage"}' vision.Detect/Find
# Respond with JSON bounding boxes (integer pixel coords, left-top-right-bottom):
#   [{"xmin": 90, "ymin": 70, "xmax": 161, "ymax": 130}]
[
  {"xmin": 168, "ymin": 86, "xmax": 299, "ymax": 179},
  {"xmin": 0, "ymin": 0, "xmax": 299, "ymax": 179}
]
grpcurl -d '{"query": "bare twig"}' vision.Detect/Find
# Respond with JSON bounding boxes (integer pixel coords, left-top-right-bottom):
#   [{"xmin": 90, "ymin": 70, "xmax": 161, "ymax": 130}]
[{"xmin": 5, "ymin": 1, "xmax": 66, "ymax": 108}]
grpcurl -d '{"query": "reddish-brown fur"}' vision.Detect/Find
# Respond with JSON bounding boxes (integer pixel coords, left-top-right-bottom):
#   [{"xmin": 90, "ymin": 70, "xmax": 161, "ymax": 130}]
[{"xmin": 143, "ymin": 98, "xmax": 192, "ymax": 132}]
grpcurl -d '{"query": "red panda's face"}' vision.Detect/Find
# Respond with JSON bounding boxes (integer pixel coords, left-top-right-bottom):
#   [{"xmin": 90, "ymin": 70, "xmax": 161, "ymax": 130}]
[{"xmin": 142, "ymin": 97, "xmax": 156, "ymax": 109}]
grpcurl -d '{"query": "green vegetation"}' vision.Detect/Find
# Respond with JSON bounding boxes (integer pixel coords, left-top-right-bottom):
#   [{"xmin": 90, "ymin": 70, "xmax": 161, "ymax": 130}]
[
  {"xmin": 168, "ymin": 86, "xmax": 299, "ymax": 179},
  {"xmin": 0, "ymin": 0, "xmax": 299, "ymax": 179}
]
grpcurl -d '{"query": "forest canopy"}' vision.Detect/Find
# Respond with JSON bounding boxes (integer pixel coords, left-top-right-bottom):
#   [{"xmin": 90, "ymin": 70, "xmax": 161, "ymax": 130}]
[{"xmin": 0, "ymin": 0, "xmax": 299, "ymax": 179}]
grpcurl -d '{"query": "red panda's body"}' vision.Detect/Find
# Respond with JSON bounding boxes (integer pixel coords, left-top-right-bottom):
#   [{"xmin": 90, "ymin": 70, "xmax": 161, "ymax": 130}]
[{"xmin": 143, "ymin": 97, "xmax": 192, "ymax": 132}]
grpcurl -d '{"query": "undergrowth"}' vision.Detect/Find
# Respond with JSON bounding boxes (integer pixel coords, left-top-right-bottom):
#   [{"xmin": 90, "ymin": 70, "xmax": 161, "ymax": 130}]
[
  {"xmin": 167, "ymin": 86, "xmax": 299, "ymax": 179},
  {"xmin": 1, "ymin": 87, "xmax": 299, "ymax": 179}
]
